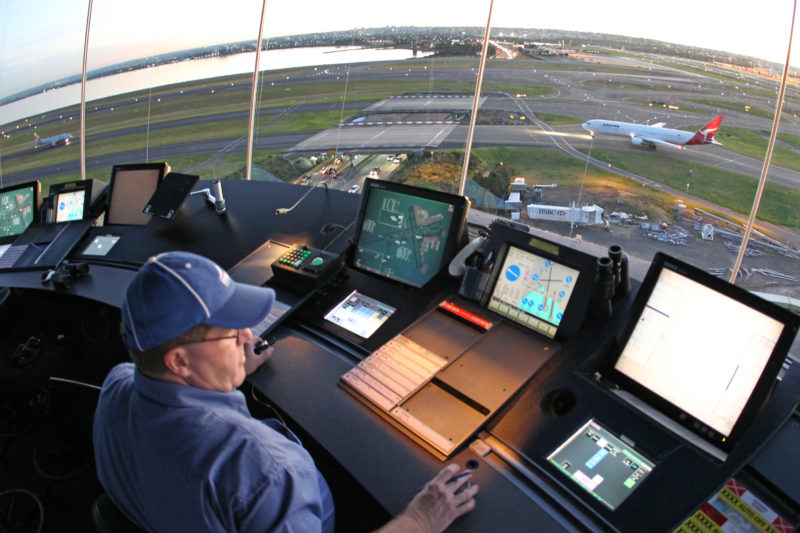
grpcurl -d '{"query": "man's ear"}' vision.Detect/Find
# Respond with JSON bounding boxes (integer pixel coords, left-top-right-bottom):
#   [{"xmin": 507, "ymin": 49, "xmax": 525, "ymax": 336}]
[{"xmin": 163, "ymin": 347, "xmax": 192, "ymax": 378}]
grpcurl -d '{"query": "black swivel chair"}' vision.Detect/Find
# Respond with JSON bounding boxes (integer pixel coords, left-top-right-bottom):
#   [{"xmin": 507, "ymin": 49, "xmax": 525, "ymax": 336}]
[{"xmin": 91, "ymin": 492, "xmax": 146, "ymax": 533}]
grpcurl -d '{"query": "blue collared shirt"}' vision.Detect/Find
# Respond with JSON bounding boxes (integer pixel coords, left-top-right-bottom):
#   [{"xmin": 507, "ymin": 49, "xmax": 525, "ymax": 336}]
[{"xmin": 93, "ymin": 363, "xmax": 335, "ymax": 532}]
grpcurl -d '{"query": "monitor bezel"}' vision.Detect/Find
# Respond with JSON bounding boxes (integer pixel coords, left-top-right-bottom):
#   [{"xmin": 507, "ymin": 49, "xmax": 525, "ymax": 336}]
[
  {"xmin": 605, "ymin": 252, "xmax": 800, "ymax": 455},
  {"xmin": 349, "ymin": 178, "xmax": 469, "ymax": 289},
  {"xmin": 480, "ymin": 236, "xmax": 596, "ymax": 340},
  {"xmin": 105, "ymin": 162, "xmax": 168, "ymax": 225},
  {"xmin": 0, "ymin": 180, "xmax": 41, "ymax": 245}
]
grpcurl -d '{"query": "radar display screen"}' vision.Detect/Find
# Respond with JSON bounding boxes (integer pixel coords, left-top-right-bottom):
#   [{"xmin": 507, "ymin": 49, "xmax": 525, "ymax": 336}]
[
  {"xmin": 547, "ymin": 419, "xmax": 655, "ymax": 511},
  {"xmin": 353, "ymin": 180, "xmax": 466, "ymax": 288},
  {"xmin": 0, "ymin": 182, "xmax": 38, "ymax": 239},
  {"xmin": 487, "ymin": 244, "xmax": 580, "ymax": 338}
]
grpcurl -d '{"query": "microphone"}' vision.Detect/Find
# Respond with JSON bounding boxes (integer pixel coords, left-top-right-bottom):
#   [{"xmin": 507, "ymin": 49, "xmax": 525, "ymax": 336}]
[
  {"xmin": 275, "ymin": 183, "xmax": 327, "ymax": 216},
  {"xmin": 212, "ymin": 180, "xmax": 226, "ymax": 214}
]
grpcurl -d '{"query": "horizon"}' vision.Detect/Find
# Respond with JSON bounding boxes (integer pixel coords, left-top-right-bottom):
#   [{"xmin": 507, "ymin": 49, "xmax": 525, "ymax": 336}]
[
  {"xmin": 0, "ymin": 24, "xmax": 795, "ymax": 108},
  {"xmin": 1, "ymin": 0, "xmax": 797, "ymax": 103}
]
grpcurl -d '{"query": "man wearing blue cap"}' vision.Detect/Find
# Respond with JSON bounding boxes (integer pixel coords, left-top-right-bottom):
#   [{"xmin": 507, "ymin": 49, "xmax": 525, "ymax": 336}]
[{"xmin": 93, "ymin": 251, "xmax": 478, "ymax": 533}]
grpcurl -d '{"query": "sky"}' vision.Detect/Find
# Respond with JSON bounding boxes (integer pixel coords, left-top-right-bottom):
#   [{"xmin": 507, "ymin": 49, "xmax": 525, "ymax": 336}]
[{"xmin": 1, "ymin": 0, "xmax": 798, "ymax": 101}]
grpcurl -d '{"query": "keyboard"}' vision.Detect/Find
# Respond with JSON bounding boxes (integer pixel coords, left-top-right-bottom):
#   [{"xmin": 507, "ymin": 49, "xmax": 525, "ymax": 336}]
[
  {"xmin": 341, "ymin": 335, "xmax": 448, "ymax": 411},
  {"xmin": 0, "ymin": 245, "xmax": 27, "ymax": 269}
]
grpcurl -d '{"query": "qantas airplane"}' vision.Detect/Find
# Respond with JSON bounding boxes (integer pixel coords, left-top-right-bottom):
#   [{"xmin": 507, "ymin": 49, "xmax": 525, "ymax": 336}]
[
  {"xmin": 33, "ymin": 132, "xmax": 73, "ymax": 150},
  {"xmin": 581, "ymin": 115, "xmax": 723, "ymax": 151}
]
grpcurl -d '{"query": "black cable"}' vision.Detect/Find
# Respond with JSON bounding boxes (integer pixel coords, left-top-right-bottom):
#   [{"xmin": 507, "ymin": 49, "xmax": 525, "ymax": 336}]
[
  {"xmin": 247, "ymin": 382, "xmax": 287, "ymax": 428},
  {"xmin": 0, "ymin": 489, "xmax": 44, "ymax": 533},
  {"xmin": 320, "ymin": 220, "xmax": 355, "ymax": 251}
]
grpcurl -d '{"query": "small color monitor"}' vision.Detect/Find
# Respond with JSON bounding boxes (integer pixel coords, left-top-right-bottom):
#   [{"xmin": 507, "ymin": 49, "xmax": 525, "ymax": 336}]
[
  {"xmin": 106, "ymin": 163, "xmax": 168, "ymax": 225},
  {"xmin": 54, "ymin": 188, "xmax": 87, "ymax": 222},
  {"xmin": 351, "ymin": 178, "xmax": 469, "ymax": 288},
  {"xmin": 547, "ymin": 419, "xmax": 655, "ymax": 511},
  {"xmin": 0, "ymin": 181, "xmax": 40, "ymax": 244}
]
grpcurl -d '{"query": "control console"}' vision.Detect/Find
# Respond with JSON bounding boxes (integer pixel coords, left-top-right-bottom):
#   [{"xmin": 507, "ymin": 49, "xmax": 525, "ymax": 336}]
[{"xmin": 271, "ymin": 245, "xmax": 343, "ymax": 289}]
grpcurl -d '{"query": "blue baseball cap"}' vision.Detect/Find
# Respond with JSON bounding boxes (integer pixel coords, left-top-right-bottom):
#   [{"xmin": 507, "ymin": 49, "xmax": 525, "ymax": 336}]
[{"xmin": 121, "ymin": 251, "xmax": 275, "ymax": 351}]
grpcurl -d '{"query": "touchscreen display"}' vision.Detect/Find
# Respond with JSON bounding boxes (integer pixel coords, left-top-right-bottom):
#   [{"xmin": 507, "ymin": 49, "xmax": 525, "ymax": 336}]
[
  {"xmin": 55, "ymin": 189, "xmax": 86, "ymax": 222},
  {"xmin": 487, "ymin": 245, "xmax": 580, "ymax": 338},
  {"xmin": 548, "ymin": 419, "xmax": 655, "ymax": 510},
  {"xmin": 325, "ymin": 290, "xmax": 396, "ymax": 339}
]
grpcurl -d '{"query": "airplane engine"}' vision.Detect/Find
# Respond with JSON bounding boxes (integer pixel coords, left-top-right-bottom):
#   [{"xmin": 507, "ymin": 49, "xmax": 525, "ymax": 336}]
[{"xmin": 630, "ymin": 137, "xmax": 655, "ymax": 150}]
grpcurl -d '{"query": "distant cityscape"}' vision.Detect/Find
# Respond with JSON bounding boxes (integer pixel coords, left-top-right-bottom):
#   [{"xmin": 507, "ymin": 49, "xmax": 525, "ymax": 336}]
[{"xmin": 1, "ymin": 25, "xmax": 792, "ymax": 107}]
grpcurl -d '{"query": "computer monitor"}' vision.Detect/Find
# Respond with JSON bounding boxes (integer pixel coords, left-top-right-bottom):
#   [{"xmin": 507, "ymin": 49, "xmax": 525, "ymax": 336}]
[
  {"xmin": 0, "ymin": 181, "xmax": 40, "ymax": 244},
  {"xmin": 105, "ymin": 163, "xmax": 168, "ymax": 225},
  {"xmin": 351, "ymin": 178, "xmax": 469, "ymax": 288},
  {"xmin": 482, "ymin": 242, "xmax": 586, "ymax": 339},
  {"xmin": 48, "ymin": 178, "xmax": 106, "ymax": 222},
  {"xmin": 607, "ymin": 252, "xmax": 800, "ymax": 456}
]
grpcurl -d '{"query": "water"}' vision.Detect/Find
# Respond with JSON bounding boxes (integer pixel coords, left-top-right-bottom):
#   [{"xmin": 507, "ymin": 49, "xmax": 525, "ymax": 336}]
[{"xmin": 0, "ymin": 46, "xmax": 430, "ymax": 127}]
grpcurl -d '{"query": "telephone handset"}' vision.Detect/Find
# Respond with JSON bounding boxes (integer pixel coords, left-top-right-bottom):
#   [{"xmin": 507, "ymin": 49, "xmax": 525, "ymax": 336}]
[{"xmin": 448, "ymin": 234, "xmax": 488, "ymax": 277}]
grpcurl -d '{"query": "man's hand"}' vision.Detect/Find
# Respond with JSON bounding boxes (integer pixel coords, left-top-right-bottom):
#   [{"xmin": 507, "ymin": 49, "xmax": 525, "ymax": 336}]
[
  {"xmin": 244, "ymin": 339, "xmax": 274, "ymax": 375},
  {"xmin": 376, "ymin": 464, "xmax": 479, "ymax": 533}
]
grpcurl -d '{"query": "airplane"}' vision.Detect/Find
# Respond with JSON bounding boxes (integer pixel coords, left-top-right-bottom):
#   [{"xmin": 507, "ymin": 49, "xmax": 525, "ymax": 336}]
[
  {"xmin": 581, "ymin": 115, "xmax": 723, "ymax": 151},
  {"xmin": 33, "ymin": 132, "xmax": 73, "ymax": 150}
]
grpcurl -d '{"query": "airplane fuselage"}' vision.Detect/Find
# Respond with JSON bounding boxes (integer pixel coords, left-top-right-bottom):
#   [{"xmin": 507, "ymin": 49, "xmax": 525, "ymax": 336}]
[
  {"xmin": 584, "ymin": 120, "xmax": 693, "ymax": 144},
  {"xmin": 582, "ymin": 116, "xmax": 722, "ymax": 151},
  {"xmin": 34, "ymin": 133, "xmax": 73, "ymax": 150}
]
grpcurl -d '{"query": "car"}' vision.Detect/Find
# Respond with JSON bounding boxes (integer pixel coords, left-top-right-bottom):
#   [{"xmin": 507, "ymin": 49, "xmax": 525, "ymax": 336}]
[
  {"xmin": 319, "ymin": 166, "xmax": 328, "ymax": 174},
  {"xmin": 348, "ymin": 184, "xmax": 360, "ymax": 193},
  {"xmin": 392, "ymin": 157, "xmax": 402, "ymax": 164},
  {"xmin": 324, "ymin": 167, "xmax": 337, "ymax": 175},
  {"xmin": 300, "ymin": 176, "xmax": 311, "ymax": 186},
  {"xmin": 369, "ymin": 167, "xmax": 380, "ymax": 176},
  {"xmin": 386, "ymin": 154, "xmax": 396, "ymax": 160}
]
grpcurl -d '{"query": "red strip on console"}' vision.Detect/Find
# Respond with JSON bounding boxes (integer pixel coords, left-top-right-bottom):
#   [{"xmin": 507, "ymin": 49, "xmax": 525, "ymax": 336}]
[{"xmin": 438, "ymin": 301, "xmax": 493, "ymax": 332}]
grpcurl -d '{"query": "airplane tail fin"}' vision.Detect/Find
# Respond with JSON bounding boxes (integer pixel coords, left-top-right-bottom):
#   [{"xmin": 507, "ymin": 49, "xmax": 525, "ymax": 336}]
[{"xmin": 687, "ymin": 115, "xmax": 723, "ymax": 145}]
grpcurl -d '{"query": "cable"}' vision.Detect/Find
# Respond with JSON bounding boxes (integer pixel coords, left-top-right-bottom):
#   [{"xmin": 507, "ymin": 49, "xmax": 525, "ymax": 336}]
[
  {"xmin": 248, "ymin": 382, "xmax": 287, "ymax": 428},
  {"xmin": 0, "ymin": 489, "xmax": 44, "ymax": 533},
  {"xmin": 274, "ymin": 183, "xmax": 328, "ymax": 215},
  {"xmin": 320, "ymin": 221, "xmax": 355, "ymax": 251}
]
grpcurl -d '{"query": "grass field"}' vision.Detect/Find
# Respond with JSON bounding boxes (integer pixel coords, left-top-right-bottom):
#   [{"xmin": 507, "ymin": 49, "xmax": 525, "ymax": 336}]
[{"xmin": 584, "ymin": 148, "xmax": 800, "ymax": 228}]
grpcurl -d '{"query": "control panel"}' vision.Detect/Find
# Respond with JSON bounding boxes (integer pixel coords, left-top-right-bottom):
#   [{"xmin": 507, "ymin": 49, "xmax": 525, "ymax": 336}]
[{"xmin": 271, "ymin": 245, "xmax": 343, "ymax": 289}]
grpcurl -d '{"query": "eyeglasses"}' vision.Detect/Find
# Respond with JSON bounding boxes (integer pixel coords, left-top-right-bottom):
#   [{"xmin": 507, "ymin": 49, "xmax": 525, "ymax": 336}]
[{"xmin": 181, "ymin": 330, "xmax": 240, "ymax": 347}]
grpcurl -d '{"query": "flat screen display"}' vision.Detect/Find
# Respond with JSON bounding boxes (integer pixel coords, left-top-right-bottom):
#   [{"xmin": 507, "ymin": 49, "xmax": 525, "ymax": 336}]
[
  {"xmin": 106, "ymin": 163, "xmax": 167, "ymax": 225},
  {"xmin": 0, "ymin": 181, "xmax": 40, "ymax": 243},
  {"xmin": 548, "ymin": 419, "xmax": 655, "ymax": 510},
  {"xmin": 351, "ymin": 179, "xmax": 468, "ymax": 288},
  {"xmin": 609, "ymin": 252, "xmax": 799, "ymax": 454},
  {"xmin": 55, "ymin": 189, "xmax": 86, "ymax": 222},
  {"xmin": 324, "ymin": 290, "xmax": 396, "ymax": 339},
  {"xmin": 486, "ymin": 244, "xmax": 580, "ymax": 338}
]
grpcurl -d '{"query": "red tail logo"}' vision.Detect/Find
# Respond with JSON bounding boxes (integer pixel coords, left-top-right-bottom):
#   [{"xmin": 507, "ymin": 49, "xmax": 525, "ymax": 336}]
[{"xmin": 687, "ymin": 115, "xmax": 723, "ymax": 145}]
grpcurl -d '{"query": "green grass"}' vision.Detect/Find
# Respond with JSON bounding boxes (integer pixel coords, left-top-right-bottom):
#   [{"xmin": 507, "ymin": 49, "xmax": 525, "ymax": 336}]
[
  {"xmin": 582, "ymin": 80, "xmax": 675, "ymax": 91},
  {"xmin": 779, "ymin": 132, "xmax": 800, "ymax": 150},
  {"xmin": 536, "ymin": 113, "xmax": 583, "ymax": 125},
  {"xmin": 687, "ymin": 98, "xmax": 776, "ymax": 120},
  {"xmin": 256, "ymin": 111, "xmax": 345, "ymax": 133},
  {"xmin": 715, "ymin": 127, "xmax": 800, "ymax": 171},
  {"xmin": 585, "ymin": 148, "xmax": 800, "ymax": 228}
]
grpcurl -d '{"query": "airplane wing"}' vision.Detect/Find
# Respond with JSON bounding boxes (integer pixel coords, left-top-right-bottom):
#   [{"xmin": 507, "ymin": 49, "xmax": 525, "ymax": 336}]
[
  {"xmin": 634, "ymin": 136, "xmax": 684, "ymax": 150},
  {"xmin": 651, "ymin": 122, "xmax": 666, "ymax": 128}
]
